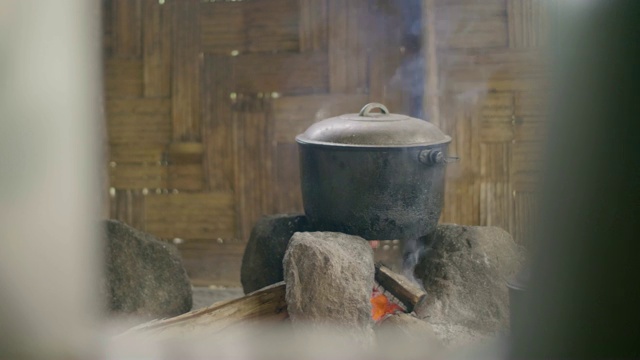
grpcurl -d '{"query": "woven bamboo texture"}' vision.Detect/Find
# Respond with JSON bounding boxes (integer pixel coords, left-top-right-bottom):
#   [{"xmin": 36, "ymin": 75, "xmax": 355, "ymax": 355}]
[{"xmin": 103, "ymin": 0, "xmax": 548, "ymax": 285}]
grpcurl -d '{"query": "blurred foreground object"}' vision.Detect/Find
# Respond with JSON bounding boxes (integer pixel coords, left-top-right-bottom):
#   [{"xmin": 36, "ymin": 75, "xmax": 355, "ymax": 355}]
[
  {"xmin": 510, "ymin": 1, "xmax": 640, "ymax": 358},
  {"xmin": 0, "ymin": 0, "xmax": 102, "ymax": 358}
]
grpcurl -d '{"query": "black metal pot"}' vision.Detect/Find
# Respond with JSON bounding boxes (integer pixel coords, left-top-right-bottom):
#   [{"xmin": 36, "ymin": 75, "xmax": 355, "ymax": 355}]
[{"xmin": 295, "ymin": 103, "xmax": 456, "ymax": 241}]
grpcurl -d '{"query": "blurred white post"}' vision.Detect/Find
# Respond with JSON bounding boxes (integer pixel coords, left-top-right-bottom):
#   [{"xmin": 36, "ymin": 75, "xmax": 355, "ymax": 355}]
[{"xmin": 0, "ymin": 0, "xmax": 102, "ymax": 358}]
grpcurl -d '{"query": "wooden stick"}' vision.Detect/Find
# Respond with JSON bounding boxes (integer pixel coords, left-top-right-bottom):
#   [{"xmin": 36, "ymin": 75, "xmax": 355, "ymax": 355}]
[
  {"xmin": 374, "ymin": 264, "xmax": 427, "ymax": 313},
  {"xmin": 121, "ymin": 282, "xmax": 287, "ymax": 337}
]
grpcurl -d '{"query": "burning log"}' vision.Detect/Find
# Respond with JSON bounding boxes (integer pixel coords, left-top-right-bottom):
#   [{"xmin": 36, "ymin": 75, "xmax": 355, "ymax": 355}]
[{"xmin": 374, "ymin": 263, "xmax": 427, "ymax": 313}]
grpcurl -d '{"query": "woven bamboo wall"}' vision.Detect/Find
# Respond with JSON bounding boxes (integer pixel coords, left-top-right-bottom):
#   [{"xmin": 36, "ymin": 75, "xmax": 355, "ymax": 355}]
[
  {"xmin": 103, "ymin": 0, "xmax": 422, "ymax": 286},
  {"xmin": 103, "ymin": 0, "xmax": 548, "ymax": 285},
  {"xmin": 424, "ymin": 0, "xmax": 549, "ymax": 245}
]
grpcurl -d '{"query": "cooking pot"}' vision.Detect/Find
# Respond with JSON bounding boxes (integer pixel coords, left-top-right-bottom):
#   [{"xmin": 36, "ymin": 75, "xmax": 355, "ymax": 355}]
[{"xmin": 295, "ymin": 103, "xmax": 457, "ymax": 241}]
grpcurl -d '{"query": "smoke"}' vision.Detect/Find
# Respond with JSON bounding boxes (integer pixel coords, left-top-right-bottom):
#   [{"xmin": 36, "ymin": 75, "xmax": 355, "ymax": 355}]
[{"xmin": 402, "ymin": 237, "xmax": 428, "ymax": 289}]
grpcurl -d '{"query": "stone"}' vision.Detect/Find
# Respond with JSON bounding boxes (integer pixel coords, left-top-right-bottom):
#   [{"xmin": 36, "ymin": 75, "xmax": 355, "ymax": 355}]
[
  {"xmin": 241, "ymin": 214, "xmax": 312, "ymax": 294},
  {"xmin": 283, "ymin": 232, "xmax": 375, "ymax": 345},
  {"xmin": 414, "ymin": 224, "xmax": 524, "ymax": 347},
  {"xmin": 103, "ymin": 220, "xmax": 192, "ymax": 321}
]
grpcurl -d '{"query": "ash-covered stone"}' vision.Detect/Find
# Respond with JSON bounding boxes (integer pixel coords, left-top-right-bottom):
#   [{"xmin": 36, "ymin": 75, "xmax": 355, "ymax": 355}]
[
  {"xmin": 103, "ymin": 220, "xmax": 192, "ymax": 321},
  {"xmin": 414, "ymin": 224, "xmax": 524, "ymax": 347},
  {"xmin": 283, "ymin": 232, "xmax": 375, "ymax": 344},
  {"xmin": 241, "ymin": 214, "xmax": 312, "ymax": 294},
  {"xmin": 376, "ymin": 313, "xmax": 442, "ymax": 352}
]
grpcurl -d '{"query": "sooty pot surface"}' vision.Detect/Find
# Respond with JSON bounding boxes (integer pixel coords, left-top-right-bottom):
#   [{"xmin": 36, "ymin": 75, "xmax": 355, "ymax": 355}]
[{"xmin": 296, "ymin": 103, "xmax": 456, "ymax": 241}]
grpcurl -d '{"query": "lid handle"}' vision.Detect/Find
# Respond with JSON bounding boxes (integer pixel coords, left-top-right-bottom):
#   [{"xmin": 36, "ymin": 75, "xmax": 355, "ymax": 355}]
[{"xmin": 359, "ymin": 103, "xmax": 389, "ymax": 117}]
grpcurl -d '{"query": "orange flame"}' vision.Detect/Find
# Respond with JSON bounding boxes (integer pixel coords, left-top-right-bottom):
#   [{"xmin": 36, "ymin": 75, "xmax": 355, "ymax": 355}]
[{"xmin": 371, "ymin": 288, "xmax": 403, "ymax": 322}]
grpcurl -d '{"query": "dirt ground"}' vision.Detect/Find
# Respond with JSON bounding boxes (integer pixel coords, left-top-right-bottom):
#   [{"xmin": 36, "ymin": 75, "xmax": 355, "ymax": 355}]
[{"xmin": 191, "ymin": 287, "xmax": 244, "ymax": 310}]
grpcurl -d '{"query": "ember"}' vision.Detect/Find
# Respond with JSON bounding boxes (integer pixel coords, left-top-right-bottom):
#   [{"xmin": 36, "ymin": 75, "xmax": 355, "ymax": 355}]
[{"xmin": 371, "ymin": 288, "xmax": 403, "ymax": 322}]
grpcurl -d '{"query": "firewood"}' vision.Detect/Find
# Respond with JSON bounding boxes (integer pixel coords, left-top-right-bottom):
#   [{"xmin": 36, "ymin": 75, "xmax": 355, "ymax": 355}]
[
  {"xmin": 374, "ymin": 263, "xmax": 427, "ymax": 313},
  {"xmin": 121, "ymin": 282, "xmax": 287, "ymax": 337}
]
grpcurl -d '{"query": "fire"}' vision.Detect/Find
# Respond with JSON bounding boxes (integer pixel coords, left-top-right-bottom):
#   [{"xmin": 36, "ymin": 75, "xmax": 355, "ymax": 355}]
[{"xmin": 371, "ymin": 288, "xmax": 403, "ymax": 322}]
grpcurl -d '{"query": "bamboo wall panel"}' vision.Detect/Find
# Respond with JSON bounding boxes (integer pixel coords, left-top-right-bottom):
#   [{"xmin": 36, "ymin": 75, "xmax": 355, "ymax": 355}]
[
  {"xmin": 202, "ymin": 55, "xmax": 235, "ymax": 192},
  {"xmin": 144, "ymin": 192, "xmax": 236, "ymax": 240},
  {"xmin": 104, "ymin": 0, "xmax": 546, "ymax": 285},
  {"xmin": 172, "ymin": 0, "xmax": 201, "ymax": 142},
  {"xmin": 429, "ymin": 0, "xmax": 549, "ymax": 243},
  {"xmin": 112, "ymin": 0, "xmax": 142, "ymax": 57},
  {"xmin": 142, "ymin": 0, "xmax": 172, "ymax": 97},
  {"xmin": 233, "ymin": 52, "xmax": 329, "ymax": 94},
  {"xmin": 200, "ymin": 0, "xmax": 299, "ymax": 54},
  {"xmin": 104, "ymin": 59, "xmax": 143, "ymax": 97},
  {"xmin": 299, "ymin": 0, "xmax": 328, "ymax": 52},
  {"xmin": 507, "ymin": 0, "xmax": 549, "ymax": 49}
]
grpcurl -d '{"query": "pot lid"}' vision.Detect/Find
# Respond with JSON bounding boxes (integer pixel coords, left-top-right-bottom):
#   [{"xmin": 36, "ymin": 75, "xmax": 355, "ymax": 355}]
[{"xmin": 295, "ymin": 103, "xmax": 452, "ymax": 148}]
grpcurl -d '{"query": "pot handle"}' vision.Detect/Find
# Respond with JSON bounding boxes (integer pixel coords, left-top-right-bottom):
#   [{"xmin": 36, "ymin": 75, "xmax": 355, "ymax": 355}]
[
  {"xmin": 418, "ymin": 149, "xmax": 460, "ymax": 165},
  {"xmin": 359, "ymin": 103, "xmax": 389, "ymax": 117}
]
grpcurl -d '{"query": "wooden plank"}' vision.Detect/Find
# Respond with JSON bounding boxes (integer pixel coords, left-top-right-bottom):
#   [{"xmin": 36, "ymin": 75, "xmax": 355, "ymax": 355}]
[
  {"xmin": 299, "ymin": 0, "xmax": 328, "ymax": 52},
  {"xmin": 234, "ymin": 108, "xmax": 272, "ymax": 241},
  {"xmin": 110, "ymin": 143, "xmax": 166, "ymax": 164},
  {"xmin": 479, "ymin": 181, "xmax": 512, "ymax": 231},
  {"xmin": 126, "ymin": 281, "xmax": 286, "ymax": 336},
  {"xmin": 479, "ymin": 118, "xmax": 514, "ymax": 143},
  {"xmin": 423, "ymin": 0, "xmax": 441, "ymax": 126},
  {"xmin": 435, "ymin": 0, "xmax": 506, "ymax": 16},
  {"xmin": 507, "ymin": 0, "xmax": 549, "ymax": 49},
  {"xmin": 103, "ymin": 0, "xmax": 114, "ymax": 57},
  {"xmin": 441, "ymin": 178, "xmax": 480, "ymax": 226},
  {"xmin": 144, "ymin": 192, "xmax": 236, "ymax": 240},
  {"xmin": 510, "ymin": 141, "xmax": 543, "ymax": 191},
  {"xmin": 439, "ymin": 48, "xmax": 546, "ymax": 67},
  {"xmin": 199, "ymin": 1, "xmax": 244, "ymax": 54},
  {"xmin": 481, "ymin": 93, "xmax": 514, "ymax": 117},
  {"xmin": 328, "ymin": 0, "xmax": 369, "ymax": 93},
  {"xmin": 515, "ymin": 91, "xmax": 546, "ymax": 116},
  {"xmin": 272, "ymin": 94, "xmax": 369, "ymax": 142},
  {"xmin": 245, "ymin": 0, "xmax": 299, "ymax": 53},
  {"xmin": 233, "ymin": 52, "xmax": 328, "ymax": 94},
  {"xmin": 176, "ymin": 239, "xmax": 246, "ymax": 287},
  {"xmin": 112, "ymin": 0, "xmax": 142, "ymax": 57},
  {"xmin": 273, "ymin": 142, "xmax": 303, "ymax": 214},
  {"xmin": 167, "ymin": 142, "xmax": 205, "ymax": 191},
  {"xmin": 513, "ymin": 191, "xmax": 537, "ymax": 244},
  {"xmin": 437, "ymin": 17, "xmax": 508, "ymax": 49},
  {"xmin": 142, "ymin": 0, "xmax": 172, "ymax": 97},
  {"xmin": 479, "ymin": 143, "xmax": 512, "ymax": 231},
  {"xmin": 104, "ymin": 58, "xmax": 143, "ymax": 97},
  {"xmin": 172, "ymin": 0, "xmax": 201, "ymax": 141},
  {"xmin": 107, "ymin": 113, "xmax": 171, "ymax": 144},
  {"xmin": 168, "ymin": 164, "xmax": 205, "ymax": 191},
  {"xmin": 110, "ymin": 189, "xmax": 146, "ymax": 230},
  {"xmin": 203, "ymin": 55, "xmax": 235, "ymax": 192},
  {"xmin": 514, "ymin": 118, "xmax": 546, "ymax": 142},
  {"xmin": 109, "ymin": 164, "xmax": 168, "ymax": 189},
  {"xmin": 368, "ymin": 1, "xmax": 406, "ymax": 114},
  {"xmin": 480, "ymin": 142, "xmax": 510, "ymax": 181},
  {"xmin": 106, "ymin": 98, "xmax": 171, "ymax": 115}
]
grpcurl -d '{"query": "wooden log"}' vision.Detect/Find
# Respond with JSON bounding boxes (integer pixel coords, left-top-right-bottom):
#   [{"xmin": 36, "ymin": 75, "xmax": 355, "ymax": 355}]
[
  {"xmin": 374, "ymin": 264, "xmax": 426, "ymax": 313},
  {"xmin": 123, "ymin": 282, "xmax": 287, "ymax": 337}
]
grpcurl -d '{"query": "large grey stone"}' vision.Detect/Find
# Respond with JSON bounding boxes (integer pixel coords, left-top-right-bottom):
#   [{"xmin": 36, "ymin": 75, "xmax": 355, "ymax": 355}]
[
  {"xmin": 283, "ymin": 232, "xmax": 375, "ymax": 344},
  {"xmin": 414, "ymin": 224, "xmax": 524, "ymax": 346},
  {"xmin": 241, "ymin": 214, "xmax": 312, "ymax": 294},
  {"xmin": 103, "ymin": 220, "xmax": 192, "ymax": 321}
]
